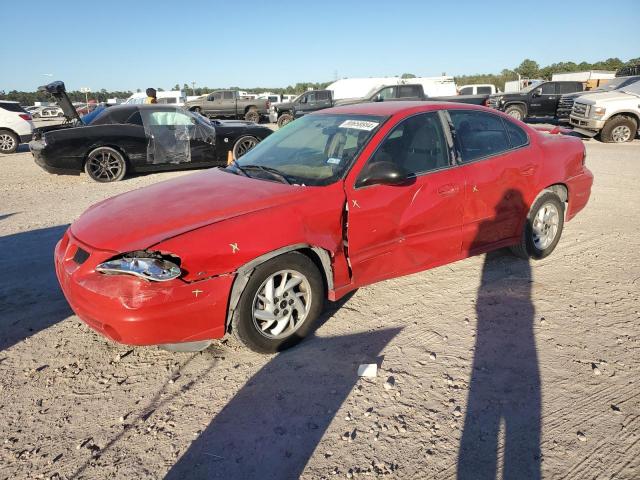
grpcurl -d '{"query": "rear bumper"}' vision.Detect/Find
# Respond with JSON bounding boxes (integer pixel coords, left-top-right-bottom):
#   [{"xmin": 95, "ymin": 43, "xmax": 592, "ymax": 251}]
[
  {"xmin": 19, "ymin": 133, "xmax": 32, "ymax": 143},
  {"xmin": 565, "ymin": 168, "xmax": 594, "ymax": 221},
  {"xmin": 55, "ymin": 230, "xmax": 234, "ymax": 346}
]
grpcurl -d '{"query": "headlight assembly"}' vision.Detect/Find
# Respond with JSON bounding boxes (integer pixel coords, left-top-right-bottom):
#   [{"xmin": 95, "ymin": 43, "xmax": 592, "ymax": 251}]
[
  {"xmin": 593, "ymin": 106, "xmax": 606, "ymax": 118},
  {"xmin": 96, "ymin": 252, "xmax": 181, "ymax": 282}
]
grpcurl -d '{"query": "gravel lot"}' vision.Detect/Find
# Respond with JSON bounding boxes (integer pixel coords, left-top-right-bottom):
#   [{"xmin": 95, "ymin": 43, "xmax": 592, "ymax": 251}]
[{"xmin": 0, "ymin": 136, "xmax": 639, "ymax": 479}]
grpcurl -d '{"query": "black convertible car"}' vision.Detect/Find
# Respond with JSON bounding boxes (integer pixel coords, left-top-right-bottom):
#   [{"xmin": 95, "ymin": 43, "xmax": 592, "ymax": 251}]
[{"xmin": 30, "ymin": 81, "xmax": 273, "ymax": 182}]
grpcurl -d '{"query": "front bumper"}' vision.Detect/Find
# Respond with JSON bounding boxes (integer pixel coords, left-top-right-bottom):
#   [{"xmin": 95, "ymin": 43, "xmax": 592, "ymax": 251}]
[
  {"xmin": 55, "ymin": 230, "xmax": 234, "ymax": 346},
  {"xmin": 569, "ymin": 115, "xmax": 605, "ymax": 131},
  {"xmin": 30, "ymin": 140, "xmax": 81, "ymax": 175},
  {"xmin": 268, "ymin": 111, "xmax": 278, "ymax": 123}
]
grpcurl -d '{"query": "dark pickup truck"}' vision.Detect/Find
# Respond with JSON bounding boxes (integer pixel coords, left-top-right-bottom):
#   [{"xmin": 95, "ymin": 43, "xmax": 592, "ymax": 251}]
[
  {"xmin": 184, "ymin": 90, "xmax": 269, "ymax": 122},
  {"xmin": 487, "ymin": 81, "xmax": 584, "ymax": 121},
  {"xmin": 270, "ymin": 84, "xmax": 490, "ymax": 128}
]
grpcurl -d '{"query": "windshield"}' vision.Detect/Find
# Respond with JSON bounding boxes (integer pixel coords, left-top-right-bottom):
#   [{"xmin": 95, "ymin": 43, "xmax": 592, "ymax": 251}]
[
  {"xmin": 233, "ymin": 114, "xmax": 386, "ymax": 186},
  {"xmin": 520, "ymin": 82, "xmax": 542, "ymax": 93}
]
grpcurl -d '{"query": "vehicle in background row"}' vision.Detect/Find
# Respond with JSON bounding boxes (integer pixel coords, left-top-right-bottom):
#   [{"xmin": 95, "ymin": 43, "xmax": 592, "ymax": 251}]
[
  {"xmin": 557, "ymin": 76, "xmax": 640, "ymax": 121},
  {"xmin": 570, "ymin": 81, "xmax": 640, "ymax": 143},
  {"xmin": 30, "ymin": 81, "xmax": 272, "ymax": 181},
  {"xmin": 184, "ymin": 90, "xmax": 269, "ymax": 122},
  {"xmin": 124, "ymin": 90, "xmax": 186, "ymax": 106},
  {"xmin": 503, "ymin": 79, "xmax": 544, "ymax": 93},
  {"xmin": 53, "ymin": 102, "xmax": 593, "ymax": 353},
  {"xmin": 458, "ymin": 84, "xmax": 498, "ymax": 95},
  {"xmin": 32, "ymin": 105, "xmax": 65, "ymax": 119},
  {"xmin": 271, "ymin": 84, "xmax": 491, "ymax": 128},
  {"xmin": 0, "ymin": 101, "xmax": 34, "ymax": 154},
  {"xmin": 487, "ymin": 81, "xmax": 584, "ymax": 121}
]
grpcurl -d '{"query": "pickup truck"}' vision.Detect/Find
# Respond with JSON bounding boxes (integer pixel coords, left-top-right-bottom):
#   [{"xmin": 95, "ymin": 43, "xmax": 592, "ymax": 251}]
[
  {"xmin": 487, "ymin": 81, "xmax": 584, "ymax": 121},
  {"xmin": 270, "ymin": 84, "xmax": 490, "ymax": 128},
  {"xmin": 184, "ymin": 90, "xmax": 269, "ymax": 122},
  {"xmin": 569, "ymin": 81, "xmax": 640, "ymax": 143}
]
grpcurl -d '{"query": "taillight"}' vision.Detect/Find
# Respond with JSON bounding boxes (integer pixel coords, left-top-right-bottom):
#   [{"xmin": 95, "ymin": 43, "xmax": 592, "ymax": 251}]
[{"xmin": 19, "ymin": 113, "xmax": 32, "ymax": 121}]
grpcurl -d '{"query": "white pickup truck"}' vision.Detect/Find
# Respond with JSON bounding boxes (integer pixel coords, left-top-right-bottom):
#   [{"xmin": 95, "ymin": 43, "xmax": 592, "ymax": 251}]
[{"xmin": 570, "ymin": 82, "xmax": 640, "ymax": 143}]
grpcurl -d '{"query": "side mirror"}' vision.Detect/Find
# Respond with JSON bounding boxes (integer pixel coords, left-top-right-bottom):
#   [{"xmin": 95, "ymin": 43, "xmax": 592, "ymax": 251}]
[
  {"xmin": 357, "ymin": 161, "xmax": 410, "ymax": 188},
  {"xmin": 533, "ymin": 88, "xmax": 542, "ymax": 97}
]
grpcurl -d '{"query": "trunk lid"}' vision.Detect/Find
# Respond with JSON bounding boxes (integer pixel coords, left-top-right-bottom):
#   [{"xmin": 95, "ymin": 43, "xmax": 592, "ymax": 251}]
[{"xmin": 38, "ymin": 81, "xmax": 81, "ymax": 123}]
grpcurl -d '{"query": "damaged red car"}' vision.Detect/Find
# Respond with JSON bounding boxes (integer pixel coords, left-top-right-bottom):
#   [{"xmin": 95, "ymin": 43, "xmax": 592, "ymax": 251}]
[{"xmin": 55, "ymin": 102, "xmax": 593, "ymax": 353}]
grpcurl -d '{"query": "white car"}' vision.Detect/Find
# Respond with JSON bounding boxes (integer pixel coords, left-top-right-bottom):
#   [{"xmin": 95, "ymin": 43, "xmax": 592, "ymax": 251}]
[
  {"xmin": 31, "ymin": 106, "xmax": 65, "ymax": 119},
  {"xmin": 0, "ymin": 101, "xmax": 34, "ymax": 154}
]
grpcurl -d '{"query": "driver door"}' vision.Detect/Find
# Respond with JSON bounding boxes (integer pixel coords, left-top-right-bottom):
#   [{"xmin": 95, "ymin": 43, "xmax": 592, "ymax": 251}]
[
  {"xmin": 345, "ymin": 111, "xmax": 464, "ymax": 287},
  {"xmin": 529, "ymin": 82, "xmax": 558, "ymax": 116}
]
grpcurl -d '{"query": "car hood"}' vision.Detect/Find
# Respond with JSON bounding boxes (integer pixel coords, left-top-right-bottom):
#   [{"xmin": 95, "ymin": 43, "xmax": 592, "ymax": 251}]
[
  {"xmin": 38, "ymin": 81, "xmax": 81, "ymax": 122},
  {"xmin": 575, "ymin": 89, "xmax": 640, "ymax": 105},
  {"xmin": 70, "ymin": 168, "xmax": 307, "ymax": 252}
]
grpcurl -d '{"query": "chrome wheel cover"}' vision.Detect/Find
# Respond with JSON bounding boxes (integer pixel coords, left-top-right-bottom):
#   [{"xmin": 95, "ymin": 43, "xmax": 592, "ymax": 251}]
[
  {"xmin": 87, "ymin": 149, "xmax": 123, "ymax": 181},
  {"xmin": 0, "ymin": 134, "xmax": 16, "ymax": 152},
  {"xmin": 252, "ymin": 269, "xmax": 312, "ymax": 340},
  {"xmin": 611, "ymin": 125, "xmax": 632, "ymax": 143},
  {"xmin": 532, "ymin": 202, "xmax": 560, "ymax": 250},
  {"xmin": 234, "ymin": 137, "xmax": 258, "ymax": 158}
]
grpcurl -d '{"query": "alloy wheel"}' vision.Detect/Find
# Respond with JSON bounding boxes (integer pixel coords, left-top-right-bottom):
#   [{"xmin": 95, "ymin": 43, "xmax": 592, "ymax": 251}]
[
  {"xmin": 252, "ymin": 269, "xmax": 312, "ymax": 339},
  {"xmin": 611, "ymin": 125, "xmax": 632, "ymax": 143},
  {"xmin": 86, "ymin": 149, "xmax": 124, "ymax": 181},
  {"xmin": 532, "ymin": 202, "xmax": 560, "ymax": 250},
  {"xmin": 0, "ymin": 133, "xmax": 16, "ymax": 152},
  {"xmin": 234, "ymin": 137, "xmax": 258, "ymax": 158}
]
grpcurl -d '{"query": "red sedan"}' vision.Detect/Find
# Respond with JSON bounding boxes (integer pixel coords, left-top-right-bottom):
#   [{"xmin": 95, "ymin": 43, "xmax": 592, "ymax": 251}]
[{"xmin": 55, "ymin": 102, "xmax": 593, "ymax": 353}]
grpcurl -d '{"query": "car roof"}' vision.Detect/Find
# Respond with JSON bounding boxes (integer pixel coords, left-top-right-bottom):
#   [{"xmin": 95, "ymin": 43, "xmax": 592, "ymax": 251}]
[
  {"xmin": 107, "ymin": 104, "xmax": 188, "ymax": 112},
  {"xmin": 316, "ymin": 100, "xmax": 486, "ymax": 117},
  {"xmin": 0, "ymin": 100, "xmax": 19, "ymax": 104}
]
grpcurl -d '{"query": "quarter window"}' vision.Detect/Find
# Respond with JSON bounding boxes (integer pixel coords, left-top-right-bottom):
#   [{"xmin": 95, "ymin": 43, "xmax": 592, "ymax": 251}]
[
  {"xmin": 503, "ymin": 119, "xmax": 528, "ymax": 148},
  {"xmin": 362, "ymin": 112, "xmax": 450, "ymax": 177},
  {"xmin": 449, "ymin": 110, "xmax": 510, "ymax": 162}
]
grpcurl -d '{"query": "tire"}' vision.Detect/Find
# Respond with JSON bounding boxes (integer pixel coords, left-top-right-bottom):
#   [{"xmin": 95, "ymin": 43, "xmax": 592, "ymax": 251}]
[
  {"xmin": 244, "ymin": 109, "xmax": 260, "ymax": 123},
  {"xmin": 84, "ymin": 146, "xmax": 127, "ymax": 182},
  {"xmin": 232, "ymin": 135, "xmax": 259, "ymax": 159},
  {"xmin": 600, "ymin": 115, "xmax": 637, "ymax": 143},
  {"xmin": 510, "ymin": 191, "xmax": 565, "ymax": 260},
  {"xmin": 0, "ymin": 129, "xmax": 19, "ymax": 154},
  {"xmin": 192, "ymin": 107, "xmax": 202, "ymax": 114},
  {"xmin": 504, "ymin": 104, "xmax": 526, "ymax": 121},
  {"xmin": 277, "ymin": 113, "xmax": 293, "ymax": 128},
  {"xmin": 232, "ymin": 252, "xmax": 325, "ymax": 353}
]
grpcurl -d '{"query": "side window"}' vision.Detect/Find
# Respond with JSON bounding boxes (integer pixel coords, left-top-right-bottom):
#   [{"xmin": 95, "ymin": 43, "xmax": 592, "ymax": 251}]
[
  {"xmin": 363, "ymin": 112, "xmax": 450, "ymax": 178},
  {"xmin": 317, "ymin": 91, "xmax": 330, "ymax": 101},
  {"xmin": 459, "ymin": 87, "xmax": 473, "ymax": 95},
  {"xmin": 223, "ymin": 91, "xmax": 234, "ymax": 100},
  {"xmin": 375, "ymin": 86, "xmax": 396, "ymax": 101},
  {"xmin": 398, "ymin": 85, "xmax": 420, "ymax": 98},
  {"xmin": 145, "ymin": 111, "xmax": 194, "ymax": 126},
  {"xmin": 502, "ymin": 118, "xmax": 529, "ymax": 148},
  {"xmin": 307, "ymin": 93, "xmax": 317, "ymax": 103},
  {"xmin": 559, "ymin": 83, "xmax": 580, "ymax": 94},
  {"xmin": 213, "ymin": 92, "xmax": 223, "ymax": 101},
  {"xmin": 477, "ymin": 86, "xmax": 492, "ymax": 94},
  {"xmin": 449, "ymin": 110, "xmax": 510, "ymax": 162},
  {"xmin": 541, "ymin": 83, "xmax": 557, "ymax": 95},
  {"xmin": 126, "ymin": 111, "xmax": 143, "ymax": 126}
]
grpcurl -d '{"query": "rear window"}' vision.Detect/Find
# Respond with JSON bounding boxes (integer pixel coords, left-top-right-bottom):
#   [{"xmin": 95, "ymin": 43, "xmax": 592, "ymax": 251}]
[
  {"xmin": 0, "ymin": 102, "xmax": 26, "ymax": 113},
  {"xmin": 477, "ymin": 86, "xmax": 492, "ymax": 94}
]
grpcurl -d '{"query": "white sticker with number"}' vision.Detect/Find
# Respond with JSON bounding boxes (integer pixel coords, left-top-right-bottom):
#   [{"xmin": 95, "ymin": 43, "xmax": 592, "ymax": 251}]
[{"xmin": 339, "ymin": 120, "xmax": 379, "ymax": 131}]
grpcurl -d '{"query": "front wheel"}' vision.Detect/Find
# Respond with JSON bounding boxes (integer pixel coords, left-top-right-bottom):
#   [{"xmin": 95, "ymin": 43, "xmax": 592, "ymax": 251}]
[
  {"xmin": 232, "ymin": 252, "xmax": 325, "ymax": 353},
  {"xmin": 84, "ymin": 147, "xmax": 127, "ymax": 182},
  {"xmin": 232, "ymin": 135, "xmax": 259, "ymax": 159},
  {"xmin": 510, "ymin": 192, "xmax": 565, "ymax": 260},
  {"xmin": 600, "ymin": 115, "xmax": 637, "ymax": 143}
]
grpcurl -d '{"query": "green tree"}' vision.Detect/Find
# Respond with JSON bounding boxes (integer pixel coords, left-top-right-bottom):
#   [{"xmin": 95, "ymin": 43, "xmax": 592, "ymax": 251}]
[
  {"xmin": 515, "ymin": 59, "xmax": 540, "ymax": 78},
  {"xmin": 401, "ymin": 73, "xmax": 416, "ymax": 79}
]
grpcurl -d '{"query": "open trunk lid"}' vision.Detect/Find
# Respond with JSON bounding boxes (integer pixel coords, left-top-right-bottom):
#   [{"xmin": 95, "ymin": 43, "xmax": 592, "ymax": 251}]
[{"xmin": 38, "ymin": 81, "xmax": 82, "ymax": 123}]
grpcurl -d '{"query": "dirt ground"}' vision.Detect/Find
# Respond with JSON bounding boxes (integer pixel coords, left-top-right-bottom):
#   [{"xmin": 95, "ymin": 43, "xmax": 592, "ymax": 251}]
[{"xmin": 0, "ymin": 137, "xmax": 639, "ymax": 480}]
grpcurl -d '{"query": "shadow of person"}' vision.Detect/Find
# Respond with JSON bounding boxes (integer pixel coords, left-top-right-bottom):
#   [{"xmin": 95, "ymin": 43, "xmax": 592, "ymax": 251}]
[
  {"xmin": 0, "ymin": 224, "xmax": 73, "ymax": 351},
  {"xmin": 457, "ymin": 190, "xmax": 541, "ymax": 480},
  {"xmin": 164, "ymin": 324, "xmax": 401, "ymax": 480}
]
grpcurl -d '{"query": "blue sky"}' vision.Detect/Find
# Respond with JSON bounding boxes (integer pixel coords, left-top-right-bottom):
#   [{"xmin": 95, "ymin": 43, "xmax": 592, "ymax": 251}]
[{"xmin": 2, "ymin": 0, "xmax": 638, "ymax": 92}]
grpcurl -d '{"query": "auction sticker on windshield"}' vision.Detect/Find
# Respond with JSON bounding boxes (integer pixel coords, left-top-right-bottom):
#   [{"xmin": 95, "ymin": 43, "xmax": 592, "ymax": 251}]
[{"xmin": 339, "ymin": 120, "xmax": 379, "ymax": 131}]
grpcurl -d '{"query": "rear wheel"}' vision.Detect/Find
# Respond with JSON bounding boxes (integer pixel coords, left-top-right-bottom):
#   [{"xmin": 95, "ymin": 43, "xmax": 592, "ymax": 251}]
[
  {"xmin": 244, "ymin": 109, "xmax": 260, "ymax": 123},
  {"xmin": 232, "ymin": 135, "xmax": 259, "ymax": 159},
  {"xmin": 277, "ymin": 113, "xmax": 293, "ymax": 128},
  {"xmin": 0, "ymin": 130, "xmax": 19, "ymax": 154},
  {"xmin": 84, "ymin": 147, "xmax": 127, "ymax": 182},
  {"xmin": 510, "ymin": 192, "xmax": 564, "ymax": 260},
  {"xmin": 600, "ymin": 115, "xmax": 637, "ymax": 143},
  {"xmin": 232, "ymin": 252, "xmax": 325, "ymax": 353},
  {"xmin": 505, "ymin": 104, "xmax": 525, "ymax": 121}
]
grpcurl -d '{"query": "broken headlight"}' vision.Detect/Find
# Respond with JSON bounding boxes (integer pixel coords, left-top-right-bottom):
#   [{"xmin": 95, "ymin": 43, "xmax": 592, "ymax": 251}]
[{"xmin": 96, "ymin": 252, "xmax": 181, "ymax": 282}]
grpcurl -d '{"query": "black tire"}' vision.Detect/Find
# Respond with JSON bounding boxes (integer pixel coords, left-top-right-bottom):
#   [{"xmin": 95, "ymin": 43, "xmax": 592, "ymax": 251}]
[
  {"xmin": 232, "ymin": 135, "xmax": 259, "ymax": 159},
  {"xmin": 277, "ymin": 113, "xmax": 293, "ymax": 128},
  {"xmin": 84, "ymin": 146, "xmax": 127, "ymax": 183},
  {"xmin": 232, "ymin": 252, "xmax": 325, "ymax": 353},
  {"xmin": 0, "ymin": 129, "xmax": 19, "ymax": 154},
  {"xmin": 510, "ymin": 191, "xmax": 565, "ymax": 260},
  {"xmin": 600, "ymin": 115, "xmax": 637, "ymax": 143},
  {"xmin": 192, "ymin": 106, "xmax": 202, "ymax": 114},
  {"xmin": 244, "ymin": 109, "xmax": 260, "ymax": 123},
  {"xmin": 504, "ymin": 104, "xmax": 526, "ymax": 121}
]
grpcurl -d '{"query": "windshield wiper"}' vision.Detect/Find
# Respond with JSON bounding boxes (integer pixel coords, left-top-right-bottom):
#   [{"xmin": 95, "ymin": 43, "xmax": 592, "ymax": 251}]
[
  {"xmin": 225, "ymin": 159, "xmax": 249, "ymax": 177},
  {"xmin": 241, "ymin": 164, "xmax": 292, "ymax": 185}
]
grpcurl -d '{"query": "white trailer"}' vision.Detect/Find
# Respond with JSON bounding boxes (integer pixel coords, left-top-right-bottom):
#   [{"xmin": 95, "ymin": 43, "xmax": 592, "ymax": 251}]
[{"xmin": 552, "ymin": 70, "xmax": 616, "ymax": 89}]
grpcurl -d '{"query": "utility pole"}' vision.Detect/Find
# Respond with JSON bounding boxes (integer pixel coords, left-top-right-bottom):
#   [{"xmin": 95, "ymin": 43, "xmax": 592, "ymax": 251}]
[{"xmin": 191, "ymin": 81, "xmax": 196, "ymax": 96}]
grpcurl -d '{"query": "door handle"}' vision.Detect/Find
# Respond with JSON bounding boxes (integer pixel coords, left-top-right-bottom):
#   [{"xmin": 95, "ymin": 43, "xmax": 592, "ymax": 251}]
[
  {"xmin": 520, "ymin": 164, "xmax": 537, "ymax": 176},
  {"xmin": 437, "ymin": 184, "xmax": 459, "ymax": 196}
]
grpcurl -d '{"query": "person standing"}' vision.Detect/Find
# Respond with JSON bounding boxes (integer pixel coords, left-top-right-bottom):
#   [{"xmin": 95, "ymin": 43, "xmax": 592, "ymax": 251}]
[{"xmin": 145, "ymin": 88, "xmax": 158, "ymax": 104}]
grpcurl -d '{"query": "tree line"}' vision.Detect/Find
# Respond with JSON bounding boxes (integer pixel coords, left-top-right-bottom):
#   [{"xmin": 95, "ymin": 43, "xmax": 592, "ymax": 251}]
[{"xmin": 1, "ymin": 56, "xmax": 637, "ymax": 105}]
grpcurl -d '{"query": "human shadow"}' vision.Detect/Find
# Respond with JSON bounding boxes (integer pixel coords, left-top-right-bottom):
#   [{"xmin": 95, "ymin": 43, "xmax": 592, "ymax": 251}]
[
  {"xmin": 165, "ymin": 323, "xmax": 401, "ymax": 480},
  {"xmin": 0, "ymin": 225, "xmax": 73, "ymax": 351},
  {"xmin": 457, "ymin": 190, "xmax": 541, "ymax": 479}
]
